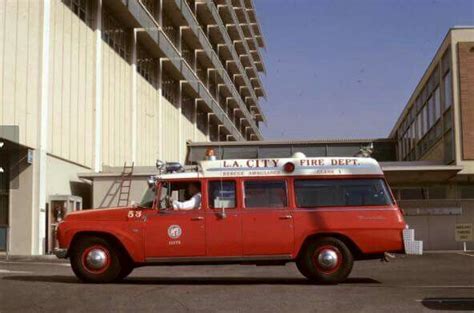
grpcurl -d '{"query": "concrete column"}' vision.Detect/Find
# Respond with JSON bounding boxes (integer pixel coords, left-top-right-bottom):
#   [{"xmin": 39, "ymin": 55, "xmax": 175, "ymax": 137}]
[
  {"xmin": 158, "ymin": 58, "xmax": 164, "ymax": 160},
  {"xmin": 207, "ymin": 68, "xmax": 215, "ymax": 89},
  {"xmin": 94, "ymin": 0, "xmax": 103, "ymax": 172},
  {"xmin": 131, "ymin": 29, "xmax": 139, "ymax": 164},
  {"xmin": 194, "ymin": 49, "xmax": 202, "ymax": 73},
  {"xmin": 217, "ymin": 125, "xmax": 222, "ymax": 141},
  {"xmin": 207, "ymin": 113, "xmax": 211, "ymax": 141},
  {"xmin": 159, "ymin": 0, "xmax": 163, "ymax": 24},
  {"xmin": 217, "ymin": 84, "xmax": 225, "ymax": 104},
  {"xmin": 193, "ymin": 99, "xmax": 199, "ymax": 140},
  {"xmin": 178, "ymin": 26, "xmax": 190, "ymax": 54},
  {"xmin": 179, "ymin": 81, "xmax": 184, "ymax": 161},
  {"xmin": 36, "ymin": 0, "xmax": 52, "ymax": 255}
]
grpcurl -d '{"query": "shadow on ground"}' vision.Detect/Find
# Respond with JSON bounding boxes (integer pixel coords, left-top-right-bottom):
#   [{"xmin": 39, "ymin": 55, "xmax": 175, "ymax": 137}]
[
  {"xmin": 2, "ymin": 275, "xmax": 380, "ymax": 286},
  {"xmin": 421, "ymin": 298, "xmax": 474, "ymax": 311}
]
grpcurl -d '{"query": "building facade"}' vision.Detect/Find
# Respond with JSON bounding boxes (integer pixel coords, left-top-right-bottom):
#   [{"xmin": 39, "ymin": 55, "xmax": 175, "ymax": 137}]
[
  {"xmin": 388, "ymin": 27, "xmax": 474, "ymax": 250},
  {"xmin": 0, "ymin": 0, "xmax": 266, "ymax": 255}
]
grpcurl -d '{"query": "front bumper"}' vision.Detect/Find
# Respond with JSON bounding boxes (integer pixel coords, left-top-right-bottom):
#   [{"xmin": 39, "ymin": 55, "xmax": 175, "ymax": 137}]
[{"xmin": 53, "ymin": 248, "xmax": 68, "ymax": 259}]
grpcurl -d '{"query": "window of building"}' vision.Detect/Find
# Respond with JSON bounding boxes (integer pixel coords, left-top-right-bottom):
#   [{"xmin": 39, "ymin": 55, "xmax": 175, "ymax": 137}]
[
  {"xmin": 244, "ymin": 181, "xmax": 287, "ymax": 208},
  {"xmin": 63, "ymin": 0, "xmax": 88, "ymax": 23},
  {"xmin": 182, "ymin": 97, "xmax": 195, "ymax": 123},
  {"xmin": 444, "ymin": 130, "xmax": 454, "ymax": 163},
  {"xmin": 141, "ymin": 0, "xmax": 160, "ymax": 21},
  {"xmin": 102, "ymin": 9, "xmax": 129, "ymax": 59},
  {"xmin": 420, "ymin": 105, "xmax": 428, "ymax": 136},
  {"xmin": 137, "ymin": 46, "xmax": 157, "ymax": 86},
  {"xmin": 428, "ymin": 186, "xmax": 448, "ymax": 199},
  {"xmin": 196, "ymin": 109, "xmax": 208, "ymax": 135},
  {"xmin": 294, "ymin": 179, "xmax": 393, "ymax": 208},
  {"xmin": 162, "ymin": 13, "xmax": 178, "ymax": 47},
  {"xmin": 162, "ymin": 72, "xmax": 178, "ymax": 105},
  {"xmin": 441, "ymin": 49, "xmax": 451, "ymax": 74},
  {"xmin": 443, "ymin": 71, "xmax": 452, "ymax": 110},
  {"xmin": 434, "ymin": 87, "xmax": 441, "ymax": 121},
  {"xmin": 399, "ymin": 188, "xmax": 427, "ymax": 200},
  {"xmin": 428, "ymin": 95, "xmax": 435, "ymax": 129},
  {"xmin": 208, "ymin": 181, "xmax": 236, "ymax": 208},
  {"xmin": 416, "ymin": 112, "xmax": 423, "ymax": 140},
  {"xmin": 458, "ymin": 185, "xmax": 474, "ymax": 199}
]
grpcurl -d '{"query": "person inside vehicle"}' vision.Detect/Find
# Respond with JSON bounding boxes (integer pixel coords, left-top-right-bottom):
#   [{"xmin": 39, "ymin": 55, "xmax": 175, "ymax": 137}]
[{"xmin": 172, "ymin": 183, "xmax": 201, "ymax": 210}]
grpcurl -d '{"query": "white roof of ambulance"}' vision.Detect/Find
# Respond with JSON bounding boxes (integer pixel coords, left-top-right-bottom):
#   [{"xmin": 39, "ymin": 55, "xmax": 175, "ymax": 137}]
[{"xmin": 158, "ymin": 157, "xmax": 383, "ymax": 179}]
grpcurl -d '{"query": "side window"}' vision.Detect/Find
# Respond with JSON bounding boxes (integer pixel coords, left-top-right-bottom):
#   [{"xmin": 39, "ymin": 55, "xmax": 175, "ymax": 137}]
[
  {"xmin": 208, "ymin": 181, "xmax": 236, "ymax": 209},
  {"xmin": 244, "ymin": 180, "xmax": 287, "ymax": 208},
  {"xmin": 294, "ymin": 179, "xmax": 393, "ymax": 208},
  {"xmin": 159, "ymin": 181, "xmax": 202, "ymax": 210}
]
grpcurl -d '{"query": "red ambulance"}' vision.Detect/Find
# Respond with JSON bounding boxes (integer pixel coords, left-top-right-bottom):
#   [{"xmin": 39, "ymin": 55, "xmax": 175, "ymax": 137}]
[{"xmin": 55, "ymin": 152, "xmax": 420, "ymax": 283}]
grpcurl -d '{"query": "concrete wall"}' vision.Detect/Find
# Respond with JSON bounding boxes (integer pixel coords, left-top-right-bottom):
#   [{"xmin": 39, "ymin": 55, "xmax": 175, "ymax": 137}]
[
  {"xmin": 92, "ymin": 175, "xmax": 148, "ymax": 209},
  {"xmin": 101, "ymin": 41, "xmax": 133, "ymax": 167},
  {"xmin": 0, "ymin": 0, "xmax": 42, "ymax": 149},
  {"xmin": 47, "ymin": 0, "xmax": 96, "ymax": 167},
  {"xmin": 405, "ymin": 205, "xmax": 474, "ymax": 250},
  {"xmin": 46, "ymin": 155, "xmax": 92, "ymax": 208},
  {"xmin": 8, "ymin": 155, "xmax": 35, "ymax": 255},
  {"xmin": 137, "ymin": 75, "xmax": 160, "ymax": 165}
]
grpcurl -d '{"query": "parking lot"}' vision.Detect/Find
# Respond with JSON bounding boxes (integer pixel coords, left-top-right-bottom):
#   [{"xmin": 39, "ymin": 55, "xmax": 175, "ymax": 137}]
[{"xmin": 0, "ymin": 253, "xmax": 473, "ymax": 313}]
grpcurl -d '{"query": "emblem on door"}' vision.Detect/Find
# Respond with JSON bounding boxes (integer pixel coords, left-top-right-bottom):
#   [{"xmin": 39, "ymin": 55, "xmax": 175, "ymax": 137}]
[{"xmin": 168, "ymin": 224, "xmax": 182, "ymax": 239}]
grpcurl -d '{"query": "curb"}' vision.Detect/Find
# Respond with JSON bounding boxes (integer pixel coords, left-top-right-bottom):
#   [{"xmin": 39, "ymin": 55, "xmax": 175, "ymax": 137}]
[{"xmin": 0, "ymin": 255, "xmax": 68, "ymax": 263}]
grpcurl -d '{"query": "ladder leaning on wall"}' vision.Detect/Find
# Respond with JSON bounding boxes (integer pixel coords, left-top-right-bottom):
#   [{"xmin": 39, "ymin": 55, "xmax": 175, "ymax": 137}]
[{"xmin": 117, "ymin": 162, "xmax": 134, "ymax": 207}]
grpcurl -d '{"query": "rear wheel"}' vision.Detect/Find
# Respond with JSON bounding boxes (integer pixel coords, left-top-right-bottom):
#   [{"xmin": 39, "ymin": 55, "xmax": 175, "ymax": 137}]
[
  {"xmin": 297, "ymin": 237, "xmax": 353, "ymax": 284},
  {"xmin": 70, "ymin": 236, "xmax": 122, "ymax": 283},
  {"xmin": 117, "ymin": 260, "xmax": 134, "ymax": 280}
]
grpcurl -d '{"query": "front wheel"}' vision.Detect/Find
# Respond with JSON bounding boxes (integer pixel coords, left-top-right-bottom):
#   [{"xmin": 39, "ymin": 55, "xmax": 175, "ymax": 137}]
[
  {"xmin": 297, "ymin": 237, "xmax": 353, "ymax": 284},
  {"xmin": 70, "ymin": 236, "xmax": 122, "ymax": 283}
]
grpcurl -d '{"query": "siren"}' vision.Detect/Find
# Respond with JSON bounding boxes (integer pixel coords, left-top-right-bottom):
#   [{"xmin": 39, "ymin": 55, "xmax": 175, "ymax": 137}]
[{"xmin": 292, "ymin": 151, "xmax": 306, "ymax": 158}]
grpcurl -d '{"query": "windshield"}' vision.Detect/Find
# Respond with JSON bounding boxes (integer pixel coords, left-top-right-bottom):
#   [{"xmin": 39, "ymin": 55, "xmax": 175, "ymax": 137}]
[{"xmin": 139, "ymin": 186, "xmax": 156, "ymax": 208}]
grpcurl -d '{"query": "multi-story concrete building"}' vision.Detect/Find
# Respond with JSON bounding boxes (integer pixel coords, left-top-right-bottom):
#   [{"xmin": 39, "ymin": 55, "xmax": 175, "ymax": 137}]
[
  {"xmin": 388, "ymin": 27, "xmax": 474, "ymax": 250},
  {"xmin": 0, "ymin": 0, "xmax": 267, "ymax": 255}
]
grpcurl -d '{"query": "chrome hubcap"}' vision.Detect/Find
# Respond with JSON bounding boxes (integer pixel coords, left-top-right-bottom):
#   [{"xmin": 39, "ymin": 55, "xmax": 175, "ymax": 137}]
[
  {"xmin": 85, "ymin": 249, "xmax": 108, "ymax": 270},
  {"xmin": 317, "ymin": 249, "xmax": 338, "ymax": 269}
]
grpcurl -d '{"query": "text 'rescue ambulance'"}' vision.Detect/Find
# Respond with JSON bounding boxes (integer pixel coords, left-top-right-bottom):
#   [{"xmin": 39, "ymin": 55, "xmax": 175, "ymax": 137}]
[{"xmin": 55, "ymin": 152, "xmax": 422, "ymax": 283}]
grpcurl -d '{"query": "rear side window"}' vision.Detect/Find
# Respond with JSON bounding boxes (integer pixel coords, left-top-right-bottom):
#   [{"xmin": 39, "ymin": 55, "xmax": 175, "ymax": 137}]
[
  {"xmin": 244, "ymin": 181, "xmax": 287, "ymax": 208},
  {"xmin": 294, "ymin": 179, "xmax": 393, "ymax": 208}
]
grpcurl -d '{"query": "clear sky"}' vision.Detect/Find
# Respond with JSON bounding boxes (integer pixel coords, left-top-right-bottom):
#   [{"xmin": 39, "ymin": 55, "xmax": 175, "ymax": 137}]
[{"xmin": 254, "ymin": 0, "xmax": 474, "ymax": 140}]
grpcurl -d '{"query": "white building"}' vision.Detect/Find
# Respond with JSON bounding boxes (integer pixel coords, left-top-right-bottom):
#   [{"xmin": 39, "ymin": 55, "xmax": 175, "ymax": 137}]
[{"xmin": 0, "ymin": 0, "xmax": 267, "ymax": 255}]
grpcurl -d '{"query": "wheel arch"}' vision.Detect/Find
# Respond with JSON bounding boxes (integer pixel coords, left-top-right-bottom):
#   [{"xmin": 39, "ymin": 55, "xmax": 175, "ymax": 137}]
[
  {"xmin": 297, "ymin": 232, "xmax": 364, "ymax": 260},
  {"xmin": 68, "ymin": 231, "xmax": 134, "ymax": 264}
]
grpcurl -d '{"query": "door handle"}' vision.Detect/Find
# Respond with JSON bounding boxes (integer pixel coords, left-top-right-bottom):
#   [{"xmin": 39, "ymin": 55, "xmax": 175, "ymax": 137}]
[
  {"xmin": 279, "ymin": 215, "xmax": 292, "ymax": 220},
  {"xmin": 191, "ymin": 216, "xmax": 204, "ymax": 221}
]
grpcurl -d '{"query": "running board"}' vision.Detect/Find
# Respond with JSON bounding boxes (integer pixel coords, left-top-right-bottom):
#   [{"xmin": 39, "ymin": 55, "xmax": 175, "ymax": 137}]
[{"xmin": 144, "ymin": 255, "xmax": 293, "ymax": 265}]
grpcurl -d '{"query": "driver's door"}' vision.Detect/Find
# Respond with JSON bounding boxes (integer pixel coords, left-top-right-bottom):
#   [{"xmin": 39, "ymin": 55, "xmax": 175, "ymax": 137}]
[{"xmin": 143, "ymin": 180, "xmax": 206, "ymax": 259}]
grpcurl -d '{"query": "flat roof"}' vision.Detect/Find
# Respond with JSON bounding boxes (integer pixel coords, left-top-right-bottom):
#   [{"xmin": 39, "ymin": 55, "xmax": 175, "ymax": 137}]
[
  {"xmin": 380, "ymin": 161, "xmax": 462, "ymax": 184},
  {"xmin": 188, "ymin": 138, "xmax": 394, "ymax": 147},
  {"xmin": 79, "ymin": 160, "xmax": 462, "ymax": 185}
]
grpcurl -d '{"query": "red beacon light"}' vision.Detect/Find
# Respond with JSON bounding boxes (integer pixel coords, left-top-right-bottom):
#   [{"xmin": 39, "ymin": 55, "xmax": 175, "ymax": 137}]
[{"xmin": 283, "ymin": 162, "xmax": 295, "ymax": 173}]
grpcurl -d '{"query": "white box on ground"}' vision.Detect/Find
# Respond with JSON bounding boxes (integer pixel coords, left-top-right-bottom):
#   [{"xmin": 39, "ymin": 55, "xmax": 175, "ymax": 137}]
[{"xmin": 403, "ymin": 229, "xmax": 414, "ymax": 241}]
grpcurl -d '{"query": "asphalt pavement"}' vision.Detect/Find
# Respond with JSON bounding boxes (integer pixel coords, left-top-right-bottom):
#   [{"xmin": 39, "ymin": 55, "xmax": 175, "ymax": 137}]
[{"xmin": 0, "ymin": 253, "xmax": 473, "ymax": 313}]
